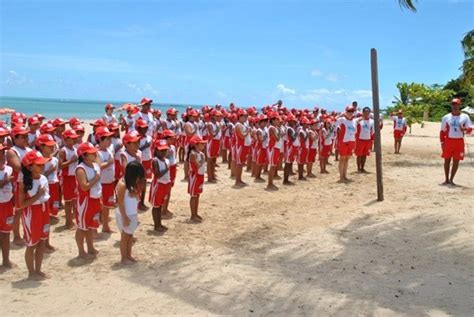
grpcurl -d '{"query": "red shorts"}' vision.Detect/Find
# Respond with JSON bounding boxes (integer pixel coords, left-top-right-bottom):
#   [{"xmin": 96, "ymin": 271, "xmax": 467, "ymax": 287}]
[
  {"xmin": 149, "ymin": 180, "xmax": 171, "ymax": 207},
  {"xmin": 114, "ymin": 160, "xmax": 122, "ymax": 180},
  {"xmin": 297, "ymin": 147, "xmax": 308, "ymax": 165},
  {"xmin": 223, "ymin": 136, "xmax": 231, "ymax": 150},
  {"xmin": 307, "ymin": 148, "xmax": 317, "ymax": 163},
  {"xmin": 256, "ymin": 147, "xmax": 268, "ymax": 165},
  {"xmin": 355, "ymin": 139, "xmax": 372, "ymax": 157},
  {"xmin": 394, "ymin": 130, "xmax": 405, "ymax": 139},
  {"xmin": 142, "ymin": 160, "xmax": 152, "ymax": 179},
  {"xmin": 320, "ymin": 145, "xmax": 331, "ymax": 158},
  {"xmin": 76, "ymin": 195, "xmax": 101, "ymax": 231},
  {"xmin": 188, "ymin": 172, "xmax": 204, "ymax": 197},
  {"xmin": 267, "ymin": 147, "xmax": 281, "ymax": 167},
  {"xmin": 0, "ymin": 200, "xmax": 14, "ymax": 233},
  {"xmin": 22, "ymin": 203, "xmax": 49, "ymax": 247},
  {"xmin": 285, "ymin": 145, "xmax": 298, "ymax": 164},
  {"xmin": 338, "ymin": 141, "xmax": 356, "ymax": 156},
  {"xmin": 14, "ymin": 182, "xmax": 21, "ymax": 209},
  {"xmin": 102, "ymin": 183, "xmax": 116, "ymax": 208},
  {"xmin": 207, "ymin": 139, "xmax": 220, "ymax": 158},
  {"xmin": 169, "ymin": 164, "xmax": 177, "ymax": 186},
  {"xmin": 62, "ymin": 175, "xmax": 77, "ymax": 202},
  {"xmin": 442, "ymin": 138, "xmax": 465, "ymax": 161},
  {"xmin": 48, "ymin": 182, "xmax": 60, "ymax": 217},
  {"xmin": 235, "ymin": 144, "xmax": 250, "ymax": 165}
]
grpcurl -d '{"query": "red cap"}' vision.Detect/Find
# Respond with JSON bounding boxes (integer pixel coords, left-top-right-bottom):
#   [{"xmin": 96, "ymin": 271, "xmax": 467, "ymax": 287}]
[
  {"xmin": 451, "ymin": 98, "xmax": 462, "ymax": 106},
  {"xmin": 140, "ymin": 97, "xmax": 153, "ymax": 106},
  {"xmin": 0, "ymin": 127, "xmax": 10, "ymax": 136},
  {"xmin": 69, "ymin": 117, "xmax": 83, "ymax": 126},
  {"xmin": 267, "ymin": 111, "xmax": 279, "ymax": 119},
  {"xmin": 95, "ymin": 127, "xmax": 114, "ymax": 139},
  {"xmin": 22, "ymin": 150, "xmax": 50, "ymax": 166},
  {"xmin": 90, "ymin": 119, "xmax": 107, "ymax": 127},
  {"xmin": 345, "ymin": 105, "xmax": 356, "ymax": 112},
  {"xmin": 34, "ymin": 113, "xmax": 45, "ymax": 120},
  {"xmin": 153, "ymin": 139, "xmax": 169, "ymax": 151},
  {"xmin": 300, "ymin": 117, "xmax": 310, "ymax": 125},
  {"xmin": 73, "ymin": 124, "xmax": 85, "ymax": 132},
  {"xmin": 123, "ymin": 131, "xmax": 141, "ymax": 144},
  {"xmin": 210, "ymin": 109, "xmax": 223, "ymax": 117},
  {"xmin": 40, "ymin": 123, "xmax": 56, "ymax": 134},
  {"xmin": 135, "ymin": 118, "xmax": 148, "ymax": 128},
  {"xmin": 12, "ymin": 112, "xmax": 27, "ymax": 120},
  {"xmin": 397, "ymin": 109, "xmax": 403, "ymax": 114},
  {"xmin": 258, "ymin": 114, "xmax": 268, "ymax": 121},
  {"xmin": 188, "ymin": 109, "xmax": 199, "ymax": 117},
  {"xmin": 189, "ymin": 135, "xmax": 206, "ymax": 145},
  {"xmin": 12, "ymin": 117, "xmax": 24, "ymax": 127},
  {"xmin": 286, "ymin": 114, "xmax": 297, "ymax": 122},
  {"xmin": 63, "ymin": 129, "xmax": 80, "ymax": 139},
  {"xmin": 166, "ymin": 108, "xmax": 177, "ymax": 115},
  {"xmin": 53, "ymin": 118, "xmax": 67, "ymax": 127},
  {"xmin": 11, "ymin": 126, "xmax": 29, "ymax": 136},
  {"xmin": 237, "ymin": 109, "xmax": 248, "ymax": 116},
  {"xmin": 77, "ymin": 142, "xmax": 98, "ymax": 156},
  {"xmin": 105, "ymin": 103, "xmax": 115, "ymax": 110},
  {"xmin": 36, "ymin": 134, "xmax": 57, "ymax": 147},
  {"xmin": 152, "ymin": 109, "xmax": 161, "ymax": 115},
  {"xmin": 108, "ymin": 122, "xmax": 120, "ymax": 131},
  {"xmin": 162, "ymin": 129, "xmax": 176, "ymax": 138},
  {"xmin": 28, "ymin": 116, "xmax": 41, "ymax": 125},
  {"xmin": 123, "ymin": 103, "xmax": 136, "ymax": 112}
]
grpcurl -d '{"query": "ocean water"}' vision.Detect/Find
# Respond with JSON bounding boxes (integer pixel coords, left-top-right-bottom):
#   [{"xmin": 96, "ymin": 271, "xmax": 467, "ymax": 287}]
[{"xmin": 0, "ymin": 96, "xmax": 194, "ymax": 121}]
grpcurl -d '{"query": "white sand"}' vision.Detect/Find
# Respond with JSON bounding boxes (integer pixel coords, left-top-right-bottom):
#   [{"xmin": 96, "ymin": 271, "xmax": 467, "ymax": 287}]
[{"xmin": 1, "ymin": 121, "xmax": 473, "ymax": 316}]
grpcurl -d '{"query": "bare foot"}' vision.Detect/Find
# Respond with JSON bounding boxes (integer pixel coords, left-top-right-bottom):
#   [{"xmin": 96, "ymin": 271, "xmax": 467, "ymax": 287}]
[
  {"xmin": 36, "ymin": 271, "xmax": 50, "ymax": 279},
  {"xmin": 45, "ymin": 245, "xmax": 56, "ymax": 254},
  {"xmin": 283, "ymin": 181, "xmax": 295, "ymax": 186},
  {"xmin": 207, "ymin": 179, "xmax": 217, "ymax": 183},
  {"xmin": 154, "ymin": 225, "xmax": 168, "ymax": 232},
  {"xmin": 190, "ymin": 215, "xmax": 202, "ymax": 223},
  {"xmin": 274, "ymin": 175, "xmax": 282, "ymax": 180},
  {"xmin": 138, "ymin": 204, "xmax": 149, "ymax": 212},
  {"xmin": 127, "ymin": 256, "xmax": 138, "ymax": 263},
  {"xmin": 2, "ymin": 260, "xmax": 15, "ymax": 268},
  {"xmin": 162, "ymin": 211, "xmax": 174, "ymax": 219},
  {"xmin": 66, "ymin": 223, "xmax": 77, "ymax": 231},
  {"xmin": 298, "ymin": 177, "xmax": 307, "ymax": 181},
  {"xmin": 266, "ymin": 184, "xmax": 279, "ymax": 191},
  {"xmin": 121, "ymin": 258, "xmax": 133, "ymax": 265},
  {"xmin": 13, "ymin": 237, "xmax": 25, "ymax": 246},
  {"xmin": 361, "ymin": 169, "xmax": 369, "ymax": 174},
  {"xmin": 88, "ymin": 248, "xmax": 99, "ymax": 256},
  {"xmin": 235, "ymin": 181, "xmax": 248, "ymax": 187},
  {"xmin": 441, "ymin": 180, "xmax": 450, "ymax": 186},
  {"xmin": 196, "ymin": 215, "xmax": 203, "ymax": 221},
  {"xmin": 307, "ymin": 173, "xmax": 317, "ymax": 178},
  {"xmin": 254, "ymin": 177, "xmax": 266, "ymax": 183}
]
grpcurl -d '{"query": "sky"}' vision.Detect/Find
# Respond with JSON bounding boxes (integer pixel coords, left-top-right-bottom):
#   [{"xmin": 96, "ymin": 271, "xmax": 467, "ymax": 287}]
[{"xmin": 0, "ymin": 0, "xmax": 473, "ymax": 110}]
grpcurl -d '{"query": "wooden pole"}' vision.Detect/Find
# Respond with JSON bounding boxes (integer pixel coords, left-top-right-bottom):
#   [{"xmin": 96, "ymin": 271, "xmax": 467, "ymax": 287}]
[{"xmin": 371, "ymin": 48, "xmax": 384, "ymax": 201}]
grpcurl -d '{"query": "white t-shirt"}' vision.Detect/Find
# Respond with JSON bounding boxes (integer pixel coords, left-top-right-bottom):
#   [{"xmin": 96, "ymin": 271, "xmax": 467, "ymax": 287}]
[
  {"xmin": 28, "ymin": 175, "xmax": 50, "ymax": 205},
  {"xmin": 76, "ymin": 162, "xmax": 102, "ymax": 199},
  {"xmin": 0, "ymin": 165, "xmax": 13, "ymax": 203},
  {"xmin": 391, "ymin": 116, "xmax": 407, "ymax": 131},
  {"xmin": 44, "ymin": 157, "xmax": 59, "ymax": 184},
  {"xmin": 440, "ymin": 113, "xmax": 473, "ymax": 139},
  {"xmin": 98, "ymin": 148, "xmax": 115, "ymax": 184},
  {"xmin": 337, "ymin": 117, "xmax": 356, "ymax": 143},
  {"xmin": 357, "ymin": 118, "xmax": 375, "ymax": 140},
  {"xmin": 153, "ymin": 158, "xmax": 170, "ymax": 184}
]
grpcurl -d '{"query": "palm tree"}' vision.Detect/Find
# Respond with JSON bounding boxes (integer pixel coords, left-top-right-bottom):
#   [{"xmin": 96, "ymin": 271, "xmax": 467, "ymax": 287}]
[
  {"xmin": 461, "ymin": 30, "xmax": 474, "ymax": 86},
  {"xmin": 399, "ymin": 0, "xmax": 417, "ymax": 12}
]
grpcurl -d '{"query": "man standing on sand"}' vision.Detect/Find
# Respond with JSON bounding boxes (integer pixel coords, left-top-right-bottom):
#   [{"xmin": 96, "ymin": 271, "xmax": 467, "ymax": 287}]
[
  {"xmin": 133, "ymin": 98, "xmax": 154, "ymax": 137},
  {"xmin": 440, "ymin": 98, "xmax": 472, "ymax": 186},
  {"xmin": 390, "ymin": 109, "xmax": 407, "ymax": 154}
]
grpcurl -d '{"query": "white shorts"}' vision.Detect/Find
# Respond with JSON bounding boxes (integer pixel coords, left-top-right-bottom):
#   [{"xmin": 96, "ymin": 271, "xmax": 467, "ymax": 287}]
[{"xmin": 115, "ymin": 209, "xmax": 138, "ymax": 235}]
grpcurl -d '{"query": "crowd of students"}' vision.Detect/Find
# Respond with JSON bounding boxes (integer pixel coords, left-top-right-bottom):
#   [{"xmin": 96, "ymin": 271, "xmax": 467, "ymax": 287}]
[{"xmin": 0, "ymin": 97, "xmax": 471, "ymax": 280}]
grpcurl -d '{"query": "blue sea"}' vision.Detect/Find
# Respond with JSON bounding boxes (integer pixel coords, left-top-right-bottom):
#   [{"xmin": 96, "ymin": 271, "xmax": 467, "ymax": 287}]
[{"xmin": 0, "ymin": 96, "xmax": 195, "ymax": 121}]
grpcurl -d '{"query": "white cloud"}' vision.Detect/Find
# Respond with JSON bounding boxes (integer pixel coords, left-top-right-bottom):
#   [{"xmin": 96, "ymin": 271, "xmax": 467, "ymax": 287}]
[
  {"xmin": 4, "ymin": 70, "xmax": 33, "ymax": 86},
  {"xmin": 352, "ymin": 90, "xmax": 372, "ymax": 98},
  {"xmin": 277, "ymin": 84, "xmax": 296, "ymax": 95},
  {"xmin": 281, "ymin": 87, "xmax": 374, "ymax": 108},
  {"xmin": 310, "ymin": 69, "xmax": 344, "ymax": 82},
  {"xmin": 310, "ymin": 69, "xmax": 323, "ymax": 77},
  {"xmin": 127, "ymin": 83, "xmax": 159, "ymax": 96},
  {"xmin": 324, "ymin": 73, "xmax": 341, "ymax": 82}
]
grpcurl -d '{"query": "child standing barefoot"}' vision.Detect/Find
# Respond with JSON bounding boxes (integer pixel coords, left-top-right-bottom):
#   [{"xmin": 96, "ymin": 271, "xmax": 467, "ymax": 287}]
[
  {"xmin": 187, "ymin": 136, "xmax": 206, "ymax": 222},
  {"xmin": 149, "ymin": 139, "xmax": 171, "ymax": 232},
  {"xmin": 0, "ymin": 144, "xmax": 14, "ymax": 268},
  {"xmin": 116, "ymin": 161, "xmax": 145, "ymax": 264},
  {"xmin": 75, "ymin": 142, "xmax": 102, "ymax": 259},
  {"xmin": 162, "ymin": 130, "xmax": 177, "ymax": 218},
  {"xmin": 18, "ymin": 150, "xmax": 51, "ymax": 280}
]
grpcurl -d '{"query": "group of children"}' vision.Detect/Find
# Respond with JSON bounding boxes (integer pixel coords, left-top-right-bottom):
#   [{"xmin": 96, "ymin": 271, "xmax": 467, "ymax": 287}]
[{"xmin": 0, "ymin": 97, "xmax": 381, "ymax": 280}]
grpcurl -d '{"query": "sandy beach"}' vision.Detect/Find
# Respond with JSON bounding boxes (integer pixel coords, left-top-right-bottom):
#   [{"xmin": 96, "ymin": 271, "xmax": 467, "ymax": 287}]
[{"xmin": 1, "ymin": 120, "xmax": 473, "ymax": 316}]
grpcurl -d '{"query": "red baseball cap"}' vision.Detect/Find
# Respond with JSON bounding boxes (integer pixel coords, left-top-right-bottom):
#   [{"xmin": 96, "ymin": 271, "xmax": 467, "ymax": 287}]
[
  {"xmin": 28, "ymin": 116, "xmax": 41, "ymax": 125},
  {"xmin": 188, "ymin": 109, "xmax": 199, "ymax": 117},
  {"xmin": 140, "ymin": 97, "xmax": 153, "ymax": 106},
  {"xmin": 40, "ymin": 122, "xmax": 56, "ymax": 134},
  {"xmin": 22, "ymin": 150, "xmax": 50, "ymax": 166},
  {"xmin": 152, "ymin": 109, "xmax": 161, "ymax": 115},
  {"xmin": 63, "ymin": 129, "xmax": 80, "ymax": 139},
  {"xmin": 105, "ymin": 103, "xmax": 115, "ymax": 110},
  {"xmin": 123, "ymin": 103, "xmax": 135, "ymax": 112},
  {"xmin": 153, "ymin": 139, "xmax": 169, "ymax": 151},
  {"xmin": 123, "ymin": 131, "xmax": 141, "ymax": 144},
  {"xmin": 95, "ymin": 127, "xmax": 114, "ymax": 139},
  {"xmin": 189, "ymin": 136, "xmax": 206, "ymax": 145},
  {"xmin": 286, "ymin": 114, "xmax": 297, "ymax": 122},
  {"xmin": 300, "ymin": 117, "xmax": 310, "ymax": 125},
  {"xmin": 52, "ymin": 118, "xmax": 67, "ymax": 127},
  {"xmin": 73, "ymin": 124, "xmax": 85, "ymax": 132},
  {"xmin": 162, "ymin": 129, "xmax": 176, "ymax": 138},
  {"xmin": 210, "ymin": 109, "xmax": 222, "ymax": 117},
  {"xmin": 108, "ymin": 122, "xmax": 120, "ymax": 131},
  {"xmin": 345, "ymin": 105, "xmax": 356, "ymax": 112},
  {"xmin": 12, "ymin": 117, "xmax": 24, "ymax": 127},
  {"xmin": 69, "ymin": 117, "xmax": 83, "ymax": 127},
  {"xmin": 237, "ymin": 109, "xmax": 248, "ymax": 116},
  {"xmin": 34, "ymin": 113, "xmax": 45, "ymax": 120},
  {"xmin": 77, "ymin": 142, "xmax": 98, "ymax": 156},
  {"xmin": 90, "ymin": 119, "xmax": 107, "ymax": 127},
  {"xmin": 0, "ymin": 127, "xmax": 10, "ymax": 136},
  {"xmin": 36, "ymin": 134, "xmax": 57, "ymax": 147},
  {"xmin": 166, "ymin": 108, "xmax": 177, "ymax": 115},
  {"xmin": 11, "ymin": 126, "xmax": 29, "ymax": 136},
  {"xmin": 451, "ymin": 98, "xmax": 462, "ymax": 106},
  {"xmin": 135, "ymin": 118, "xmax": 148, "ymax": 128},
  {"xmin": 11, "ymin": 112, "xmax": 27, "ymax": 120}
]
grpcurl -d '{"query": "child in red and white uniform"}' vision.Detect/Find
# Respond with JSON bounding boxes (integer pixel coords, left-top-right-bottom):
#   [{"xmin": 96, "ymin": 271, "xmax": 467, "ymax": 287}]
[
  {"xmin": 254, "ymin": 115, "xmax": 269, "ymax": 182},
  {"xmin": 283, "ymin": 114, "xmax": 298, "ymax": 185},
  {"xmin": 187, "ymin": 136, "xmax": 206, "ymax": 222},
  {"xmin": 440, "ymin": 98, "xmax": 473, "ymax": 185},
  {"xmin": 96, "ymin": 127, "xmax": 116, "ymax": 233},
  {"xmin": 75, "ymin": 142, "xmax": 102, "ymax": 259},
  {"xmin": 162, "ymin": 129, "xmax": 177, "ymax": 218},
  {"xmin": 35, "ymin": 134, "xmax": 57, "ymax": 253},
  {"xmin": 0, "ymin": 127, "xmax": 13, "ymax": 148},
  {"xmin": 136, "ymin": 118, "xmax": 152, "ymax": 178},
  {"xmin": 319, "ymin": 119, "xmax": 333, "ymax": 174},
  {"xmin": 336, "ymin": 106, "xmax": 357, "ymax": 182},
  {"xmin": 355, "ymin": 107, "xmax": 374, "ymax": 173},
  {"xmin": 206, "ymin": 109, "xmax": 222, "ymax": 183},
  {"xmin": 115, "ymin": 161, "xmax": 145, "ymax": 264},
  {"xmin": 267, "ymin": 113, "xmax": 282, "ymax": 190},
  {"xmin": 149, "ymin": 139, "xmax": 171, "ymax": 232},
  {"xmin": 233, "ymin": 109, "xmax": 251, "ymax": 187},
  {"xmin": 183, "ymin": 110, "xmax": 200, "ymax": 180},
  {"xmin": 59, "ymin": 129, "xmax": 80, "ymax": 229},
  {"xmin": 307, "ymin": 120, "xmax": 319, "ymax": 178},
  {"xmin": 27, "ymin": 116, "xmax": 41, "ymax": 148},
  {"xmin": 18, "ymin": 150, "xmax": 51, "ymax": 279},
  {"xmin": 390, "ymin": 109, "xmax": 407, "ymax": 154},
  {"xmin": 108, "ymin": 122, "xmax": 123, "ymax": 183},
  {"xmin": 52, "ymin": 118, "xmax": 67, "ymax": 148},
  {"xmin": 297, "ymin": 118, "xmax": 310, "ymax": 180},
  {"xmin": 120, "ymin": 131, "xmax": 145, "ymax": 211},
  {"xmin": 0, "ymin": 144, "xmax": 14, "ymax": 268},
  {"xmin": 102, "ymin": 104, "xmax": 117, "ymax": 124}
]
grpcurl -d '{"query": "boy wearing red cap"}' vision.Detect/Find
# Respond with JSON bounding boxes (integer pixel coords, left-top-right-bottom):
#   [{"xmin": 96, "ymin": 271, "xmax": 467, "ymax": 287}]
[
  {"xmin": 206, "ymin": 110, "xmax": 222, "ymax": 183},
  {"xmin": 53, "ymin": 118, "xmax": 67, "ymax": 148},
  {"xmin": 336, "ymin": 106, "xmax": 357, "ymax": 182},
  {"xmin": 267, "ymin": 113, "xmax": 283, "ymax": 190},
  {"xmin": 355, "ymin": 107, "xmax": 375, "ymax": 173},
  {"xmin": 183, "ymin": 110, "xmax": 199, "ymax": 180},
  {"xmin": 18, "ymin": 150, "xmax": 51, "ymax": 279},
  {"xmin": 307, "ymin": 120, "xmax": 319, "ymax": 178},
  {"xmin": 102, "ymin": 104, "xmax": 117, "ymax": 124},
  {"xmin": 233, "ymin": 110, "xmax": 251, "ymax": 187},
  {"xmin": 283, "ymin": 115, "xmax": 298, "ymax": 185},
  {"xmin": 162, "ymin": 130, "xmax": 177, "ymax": 218},
  {"xmin": 297, "ymin": 118, "xmax": 310, "ymax": 180},
  {"xmin": 75, "ymin": 142, "xmax": 102, "ymax": 259},
  {"xmin": 440, "ymin": 98, "xmax": 473, "ymax": 185},
  {"xmin": 390, "ymin": 110, "xmax": 407, "ymax": 154},
  {"xmin": 0, "ymin": 144, "xmax": 14, "ymax": 267},
  {"xmin": 27, "ymin": 116, "xmax": 41, "ymax": 148},
  {"xmin": 187, "ymin": 136, "xmax": 206, "ymax": 222},
  {"xmin": 149, "ymin": 139, "xmax": 171, "ymax": 232}
]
